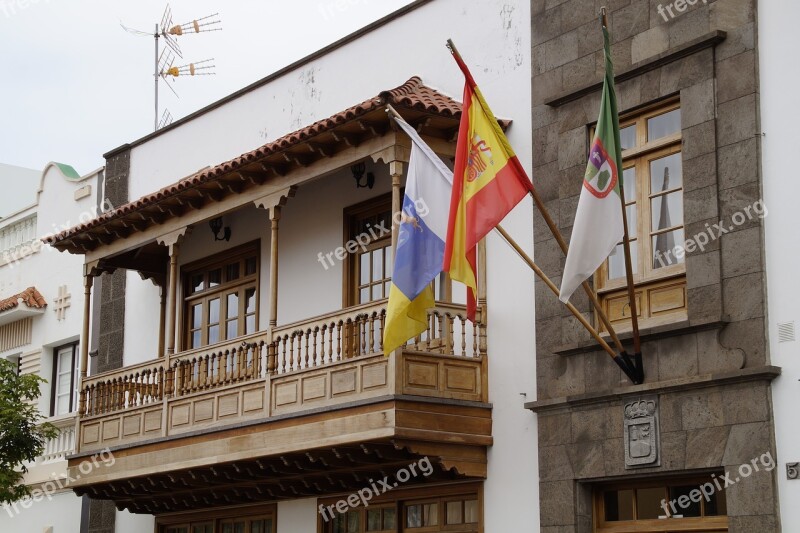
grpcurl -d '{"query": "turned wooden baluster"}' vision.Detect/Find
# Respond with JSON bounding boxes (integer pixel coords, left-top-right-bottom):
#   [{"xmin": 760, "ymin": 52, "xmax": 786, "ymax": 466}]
[
  {"xmin": 268, "ymin": 342, "xmax": 277, "ymax": 375},
  {"xmin": 460, "ymin": 315, "xmax": 467, "ymax": 356},
  {"xmin": 312, "ymin": 327, "xmax": 319, "ymax": 367},
  {"xmin": 379, "ymin": 311, "xmax": 385, "ymax": 352},
  {"xmin": 447, "ymin": 314, "xmax": 455, "ymax": 355},
  {"xmin": 360, "ymin": 315, "xmax": 367, "ymax": 356},
  {"xmin": 336, "ymin": 322, "xmax": 342, "ymax": 362},
  {"xmin": 472, "ymin": 321, "xmax": 479, "ymax": 358}
]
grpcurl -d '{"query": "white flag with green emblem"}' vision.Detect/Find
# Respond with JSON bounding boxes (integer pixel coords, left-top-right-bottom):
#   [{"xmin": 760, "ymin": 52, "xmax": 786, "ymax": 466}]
[{"xmin": 559, "ymin": 24, "xmax": 624, "ymax": 303}]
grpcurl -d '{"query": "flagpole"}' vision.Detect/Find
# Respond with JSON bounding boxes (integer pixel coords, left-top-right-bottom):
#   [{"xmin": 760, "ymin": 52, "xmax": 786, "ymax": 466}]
[
  {"xmin": 494, "ymin": 224, "xmax": 637, "ymax": 383},
  {"xmin": 446, "ymin": 38, "xmax": 632, "ymax": 365},
  {"xmin": 600, "ymin": 7, "xmax": 644, "ymax": 383}
]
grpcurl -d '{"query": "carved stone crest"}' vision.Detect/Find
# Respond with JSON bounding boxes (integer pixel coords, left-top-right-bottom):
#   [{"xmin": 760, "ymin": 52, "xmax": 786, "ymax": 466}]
[{"xmin": 624, "ymin": 397, "xmax": 660, "ymax": 468}]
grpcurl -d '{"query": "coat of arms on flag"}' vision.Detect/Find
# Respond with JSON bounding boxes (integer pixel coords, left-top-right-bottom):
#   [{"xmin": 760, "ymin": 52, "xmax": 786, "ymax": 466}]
[{"xmin": 584, "ymin": 137, "xmax": 618, "ymax": 199}]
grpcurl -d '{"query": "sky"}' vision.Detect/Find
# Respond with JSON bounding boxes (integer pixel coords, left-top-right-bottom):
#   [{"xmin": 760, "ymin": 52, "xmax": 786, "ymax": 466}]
[{"xmin": 0, "ymin": 0, "xmax": 415, "ymax": 176}]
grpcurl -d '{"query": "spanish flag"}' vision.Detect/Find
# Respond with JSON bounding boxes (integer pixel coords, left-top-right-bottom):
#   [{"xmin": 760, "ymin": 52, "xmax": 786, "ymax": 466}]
[{"xmin": 444, "ymin": 42, "xmax": 533, "ymax": 320}]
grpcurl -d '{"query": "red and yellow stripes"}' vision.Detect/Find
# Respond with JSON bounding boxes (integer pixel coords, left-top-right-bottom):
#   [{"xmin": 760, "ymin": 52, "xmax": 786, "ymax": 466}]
[{"xmin": 444, "ymin": 53, "xmax": 532, "ymax": 320}]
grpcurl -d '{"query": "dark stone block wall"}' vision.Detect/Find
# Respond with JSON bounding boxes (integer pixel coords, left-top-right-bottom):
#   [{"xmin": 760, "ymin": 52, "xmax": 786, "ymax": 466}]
[
  {"xmin": 529, "ymin": 0, "xmax": 779, "ymax": 531},
  {"xmin": 92, "ymin": 148, "xmax": 129, "ymax": 375},
  {"xmin": 84, "ymin": 147, "xmax": 130, "ymax": 532}
]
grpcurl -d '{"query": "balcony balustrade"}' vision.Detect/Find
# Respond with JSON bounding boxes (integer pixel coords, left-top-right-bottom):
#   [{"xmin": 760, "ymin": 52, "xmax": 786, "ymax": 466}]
[{"xmin": 75, "ymin": 301, "xmax": 486, "ymax": 453}]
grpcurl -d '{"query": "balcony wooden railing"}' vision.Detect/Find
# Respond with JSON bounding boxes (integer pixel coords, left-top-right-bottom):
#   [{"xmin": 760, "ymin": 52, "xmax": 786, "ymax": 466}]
[
  {"xmin": 171, "ymin": 332, "xmax": 270, "ymax": 395},
  {"xmin": 74, "ymin": 301, "xmax": 486, "ymax": 452}
]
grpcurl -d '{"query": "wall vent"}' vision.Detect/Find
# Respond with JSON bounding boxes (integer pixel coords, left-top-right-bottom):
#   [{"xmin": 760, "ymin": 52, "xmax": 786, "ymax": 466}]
[{"xmin": 777, "ymin": 321, "xmax": 796, "ymax": 343}]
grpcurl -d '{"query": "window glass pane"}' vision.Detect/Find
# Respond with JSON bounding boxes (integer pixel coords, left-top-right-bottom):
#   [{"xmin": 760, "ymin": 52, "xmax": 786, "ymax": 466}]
[
  {"xmin": 227, "ymin": 293, "xmax": 239, "ymax": 319},
  {"xmin": 245, "ymin": 257, "xmax": 257, "ymax": 276},
  {"xmin": 407, "ymin": 505, "xmax": 422, "ymax": 528},
  {"xmin": 464, "ymin": 499, "xmax": 478, "ymax": 523},
  {"xmin": 385, "ymin": 246, "xmax": 393, "ymax": 276},
  {"xmin": 246, "ymin": 315, "xmax": 256, "ymax": 335},
  {"xmin": 636, "ymin": 487, "xmax": 666, "ymax": 520},
  {"xmin": 647, "ymin": 108, "xmax": 681, "ymax": 140},
  {"xmin": 652, "ymin": 229, "xmax": 685, "ymax": 269},
  {"xmin": 347, "ymin": 511, "xmax": 359, "ymax": 533},
  {"xmin": 668, "ymin": 485, "xmax": 702, "ymax": 518},
  {"xmin": 245, "ymin": 288, "xmax": 256, "ymax": 313},
  {"xmin": 56, "ymin": 394, "xmax": 70, "ymax": 415},
  {"xmin": 446, "ymin": 501, "xmax": 463, "ymax": 524},
  {"xmin": 226, "ymin": 262, "xmax": 240, "ymax": 281},
  {"xmin": 192, "ymin": 304, "xmax": 203, "ymax": 328},
  {"xmin": 208, "ymin": 325, "xmax": 219, "ymax": 345},
  {"xmin": 706, "ymin": 482, "xmax": 727, "ymax": 516},
  {"xmin": 604, "ymin": 489, "xmax": 634, "ymax": 521},
  {"xmin": 367, "ymin": 508, "xmax": 382, "ymax": 531},
  {"xmin": 360, "ymin": 253, "xmax": 370, "ymax": 284},
  {"xmin": 191, "ymin": 274, "xmax": 204, "ymax": 293},
  {"xmin": 227, "ymin": 319, "xmax": 238, "ymax": 340},
  {"xmin": 622, "ymin": 167, "xmax": 636, "ymax": 202},
  {"xmin": 208, "ymin": 269, "xmax": 222, "ymax": 288},
  {"xmin": 192, "ymin": 330, "xmax": 201, "ymax": 349},
  {"xmin": 626, "ymin": 204, "xmax": 637, "ymax": 238},
  {"xmin": 383, "ymin": 508, "xmax": 396, "ymax": 529},
  {"xmin": 332, "ymin": 513, "xmax": 347, "ymax": 533},
  {"xmin": 424, "ymin": 503, "xmax": 438, "ymax": 526},
  {"xmin": 651, "ymin": 191, "xmax": 683, "ymax": 233},
  {"xmin": 608, "ymin": 242, "xmax": 637, "ymax": 280},
  {"xmin": 221, "ymin": 525, "xmax": 233, "ymax": 533},
  {"xmin": 373, "ymin": 248, "xmax": 383, "ymax": 280},
  {"xmin": 209, "ymin": 298, "xmax": 220, "ymax": 324},
  {"xmin": 372, "ymin": 284, "xmax": 382, "ymax": 300},
  {"xmin": 650, "ymin": 153, "xmax": 682, "ymax": 193},
  {"xmin": 360, "ymin": 287, "xmax": 370, "ymax": 304},
  {"xmin": 620, "ymin": 125, "xmax": 636, "ymax": 150}
]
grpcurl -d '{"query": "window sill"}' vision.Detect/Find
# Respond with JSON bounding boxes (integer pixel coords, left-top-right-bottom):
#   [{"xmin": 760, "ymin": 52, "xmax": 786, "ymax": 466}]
[{"xmin": 553, "ymin": 316, "xmax": 727, "ymax": 357}]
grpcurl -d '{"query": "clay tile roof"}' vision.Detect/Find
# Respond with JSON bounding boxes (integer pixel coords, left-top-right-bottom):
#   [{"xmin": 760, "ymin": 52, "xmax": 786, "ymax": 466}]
[
  {"xmin": 47, "ymin": 77, "xmax": 507, "ymax": 254},
  {"xmin": 0, "ymin": 287, "xmax": 47, "ymax": 313}
]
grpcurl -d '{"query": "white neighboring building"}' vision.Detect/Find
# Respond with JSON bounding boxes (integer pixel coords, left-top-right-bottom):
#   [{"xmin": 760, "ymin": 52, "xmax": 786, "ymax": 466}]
[
  {"xmin": 0, "ymin": 162, "xmax": 102, "ymax": 532},
  {"xmin": 760, "ymin": 0, "xmax": 800, "ymax": 531}
]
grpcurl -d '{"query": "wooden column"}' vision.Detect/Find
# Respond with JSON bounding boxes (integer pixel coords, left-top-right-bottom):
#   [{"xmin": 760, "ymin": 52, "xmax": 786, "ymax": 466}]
[
  {"xmin": 269, "ymin": 207, "xmax": 281, "ymax": 327},
  {"xmin": 80, "ymin": 273, "xmax": 94, "ymax": 379},
  {"xmin": 158, "ymin": 286, "xmax": 167, "ymax": 357},
  {"xmin": 166, "ymin": 243, "xmax": 180, "ymax": 355},
  {"xmin": 389, "ymin": 160, "xmax": 403, "ymax": 255}
]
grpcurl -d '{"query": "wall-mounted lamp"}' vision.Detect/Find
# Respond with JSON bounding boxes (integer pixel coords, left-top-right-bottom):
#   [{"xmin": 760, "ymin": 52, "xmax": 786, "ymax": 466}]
[
  {"xmin": 351, "ymin": 162, "xmax": 375, "ymax": 189},
  {"xmin": 209, "ymin": 217, "xmax": 231, "ymax": 242}
]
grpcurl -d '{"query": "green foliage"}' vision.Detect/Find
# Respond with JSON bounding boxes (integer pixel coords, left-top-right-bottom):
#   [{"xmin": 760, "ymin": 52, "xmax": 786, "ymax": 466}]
[{"xmin": 0, "ymin": 359, "xmax": 58, "ymax": 504}]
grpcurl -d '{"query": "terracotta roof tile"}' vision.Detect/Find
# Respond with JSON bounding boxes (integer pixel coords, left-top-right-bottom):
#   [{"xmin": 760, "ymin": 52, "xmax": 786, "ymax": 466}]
[
  {"xmin": 0, "ymin": 287, "xmax": 47, "ymax": 313},
  {"xmin": 47, "ymin": 77, "xmax": 487, "ymax": 252}
]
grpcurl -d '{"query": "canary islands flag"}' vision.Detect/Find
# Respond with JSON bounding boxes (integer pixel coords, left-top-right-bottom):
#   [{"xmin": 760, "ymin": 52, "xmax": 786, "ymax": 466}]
[
  {"xmin": 383, "ymin": 115, "xmax": 453, "ymax": 355},
  {"xmin": 445, "ymin": 46, "xmax": 533, "ymax": 320}
]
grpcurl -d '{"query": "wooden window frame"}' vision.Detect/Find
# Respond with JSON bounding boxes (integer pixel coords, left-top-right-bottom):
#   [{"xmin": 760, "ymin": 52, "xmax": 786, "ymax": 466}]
[
  {"xmin": 156, "ymin": 503, "xmax": 276, "ymax": 533},
  {"xmin": 181, "ymin": 241, "xmax": 260, "ymax": 352},
  {"xmin": 594, "ymin": 476, "xmax": 729, "ymax": 532},
  {"xmin": 593, "ymin": 99, "xmax": 687, "ymax": 330},
  {"xmin": 50, "ymin": 342, "xmax": 78, "ymax": 416},
  {"xmin": 318, "ymin": 482, "xmax": 482, "ymax": 533},
  {"xmin": 343, "ymin": 193, "xmax": 394, "ymax": 308}
]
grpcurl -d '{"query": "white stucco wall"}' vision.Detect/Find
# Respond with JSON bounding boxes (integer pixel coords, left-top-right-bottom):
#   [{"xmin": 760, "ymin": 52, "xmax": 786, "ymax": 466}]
[
  {"xmin": 116, "ymin": 509, "xmax": 155, "ymax": 533},
  {"xmin": 0, "ymin": 490, "xmax": 82, "ymax": 533},
  {"xmin": 759, "ymin": 0, "xmax": 800, "ymax": 530},
  {"xmin": 277, "ymin": 499, "xmax": 318, "ymax": 533},
  {"xmin": 119, "ymin": 0, "xmax": 535, "ymax": 529}
]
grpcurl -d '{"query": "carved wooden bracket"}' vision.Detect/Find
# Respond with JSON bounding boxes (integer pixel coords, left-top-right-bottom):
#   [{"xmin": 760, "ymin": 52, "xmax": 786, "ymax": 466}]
[{"xmin": 253, "ymin": 186, "xmax": 297, "ymax": 219}]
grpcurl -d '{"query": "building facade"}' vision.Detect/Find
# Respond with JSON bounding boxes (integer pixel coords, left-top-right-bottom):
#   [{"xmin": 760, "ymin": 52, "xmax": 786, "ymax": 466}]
[
  {"xmin": 47, "ymin": 1, "xmax": 536, "ymax": 532},
  {"xmin": 526, "ymin": 0, "xmax": 786, "ymax": 532},
  {"xmin": 0, "ymin": 162, "xmax": 102, "ymax": 531}
]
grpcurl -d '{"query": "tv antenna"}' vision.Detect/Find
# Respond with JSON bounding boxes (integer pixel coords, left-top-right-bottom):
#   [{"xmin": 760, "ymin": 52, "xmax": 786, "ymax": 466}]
[{"xmin": 120, "ymin": 4, "xmax": 221, "ymax": 131}]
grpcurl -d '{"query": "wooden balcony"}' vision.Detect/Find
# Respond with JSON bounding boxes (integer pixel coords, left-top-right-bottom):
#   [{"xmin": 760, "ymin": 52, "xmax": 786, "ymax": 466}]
[{"xmin": 68, "ymin": 302, "xmax": 491, "ymax": 514}]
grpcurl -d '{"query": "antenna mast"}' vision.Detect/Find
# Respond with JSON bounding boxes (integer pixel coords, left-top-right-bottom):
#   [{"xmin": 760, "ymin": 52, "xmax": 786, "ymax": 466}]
[{"xmin": 121, "ymin": 4, "xmax": 221, "ymax": 131}]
